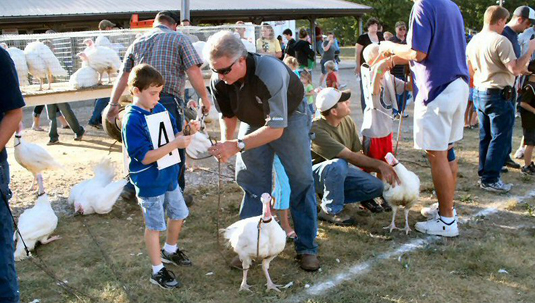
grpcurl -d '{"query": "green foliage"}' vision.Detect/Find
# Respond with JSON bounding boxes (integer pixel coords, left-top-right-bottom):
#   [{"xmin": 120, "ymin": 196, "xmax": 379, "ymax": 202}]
[{"xmin": 301, "ymin": 0, "xmax": 533, "ymax": 46}]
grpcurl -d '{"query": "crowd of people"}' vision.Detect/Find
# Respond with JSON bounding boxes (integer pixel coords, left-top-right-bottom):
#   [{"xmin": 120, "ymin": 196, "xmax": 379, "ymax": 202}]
[{"xmin": 2, "ymin": 0, "xmax": 535, "ymax": 300}]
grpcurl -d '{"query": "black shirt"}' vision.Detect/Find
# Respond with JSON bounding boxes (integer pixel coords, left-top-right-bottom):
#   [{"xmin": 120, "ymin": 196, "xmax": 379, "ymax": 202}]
[
  {"xmin": 0, "ymin": 48, "xmax": 26, "ymax": 162},
  {"xmin": 210, "ymin": 53, "xmax": 304, "ymax": 128},
  {"xmin": 356, "ymin": 32, "xmax": 385, "ymax": 65},
  {"xmin": 293, "ymin": 40, "xmax": 315, "ymax": 67},
  {"xmin": 391, "ymin": 36, "xmax": 408, "ymax": 78},
  {"xmin": 521, "ymin": 82, "xmax": 535, "ymax": 130},
  {"xmin": 285, "ymin": 38, "xmax": 296, "ymax": 58}
]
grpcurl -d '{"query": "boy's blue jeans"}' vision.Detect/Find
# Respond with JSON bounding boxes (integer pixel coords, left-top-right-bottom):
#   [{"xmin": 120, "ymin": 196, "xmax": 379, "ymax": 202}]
[
  {"xmin": 0, "ymin": 161, "xmax": 20, "ymax": 303},
  {"xmin": 312, "ymin": 158, "xmax": 384, "ymax": 215},
  {"xmin": 235, "ymin": 101, "xmax": 318, "ymax": 255},
  {"xmin": 473, "ymin": 89, "xmax": 515, "ymax": 183}
]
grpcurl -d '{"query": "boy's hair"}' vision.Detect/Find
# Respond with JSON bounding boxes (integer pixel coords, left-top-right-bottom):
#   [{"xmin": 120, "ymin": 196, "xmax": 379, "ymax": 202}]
[
  {"xmin": 362, "ymin": 44, "xmax": 380, "ymax": 64},
  {"xmin": 299, "ymin": 28, "xmax": 308, "ymax": 39},
  {"xmin": 128, "ymin": 64, "xmax": 165, "ymax": 93},
  {"xmin": 283, "ymin": 28, "xmax": 293, "ymax": 36},
  {"xmin": 324, "ymin": 60, "xmax": 336, "ymax": 71},
  {"xmin": 283, "ymin": 56, "xmax": 299, "ymax": 69},
  {"xmin": 484, "ymin": 5, "xmax": 510, "ymax": 25}
]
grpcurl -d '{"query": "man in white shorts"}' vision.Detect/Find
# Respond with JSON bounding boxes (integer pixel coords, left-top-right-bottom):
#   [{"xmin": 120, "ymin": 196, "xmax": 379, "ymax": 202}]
[{"xmin": 380, "ymin": 0, "xmax": 469, "ymax": 237}]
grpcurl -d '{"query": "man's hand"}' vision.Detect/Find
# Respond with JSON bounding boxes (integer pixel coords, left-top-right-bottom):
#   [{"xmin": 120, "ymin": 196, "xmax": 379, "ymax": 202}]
[
  {"xmin": 200, "ymin": 97, "xmax": 211, "ymax": 114},
  {"xmin": 378, "ymin": 162, "xmax": 400, "ymax": 187},
  {"xmin": 106, "ymin": 104, "xmax": 121, "ymax": 124},
  {"xmin": 208, "ymin": 140, "xmax": 239, "ymax": 163}
]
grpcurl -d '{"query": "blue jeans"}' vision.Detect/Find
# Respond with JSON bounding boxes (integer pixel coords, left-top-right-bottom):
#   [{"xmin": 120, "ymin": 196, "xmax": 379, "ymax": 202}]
[
  {"xmin": 0, "ymin": 161, "xmax": 20, "ymax": 303},
  {"xmin": 312, "ymin": 158, "xmax": 384, "ymax": 215},
  {"xmin": 393, "ymin": 74, "xmax": 410, "ymax": 115},
  {"xmin": 88, "ymin": 98, "xmax": 109, "ymax": 125},
  {"xmin": 473, "ymin": 89, "xmax": 515, "ymax": 183},
  {"xmin": 46, "ymin": 103, "xmax": 84, "ymax": 141},
  {"xmin": 236, "ymin": 101, "xmax": 318, "ymax": 255},
  {"xmin": 159, "ymin": 95, "xmax": 186, "ymax": 191}
]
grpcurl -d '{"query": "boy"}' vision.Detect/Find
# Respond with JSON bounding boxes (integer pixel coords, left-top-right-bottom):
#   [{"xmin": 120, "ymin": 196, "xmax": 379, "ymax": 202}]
[
  {"xmin": 360, "ymin": 44, "xmax": 410, "ymax": 170},
  {"xmin": 520, "ymin": 74, "xmax": 535, "ymax": 175},
  {"xmin": 325, "ymin": 60, "xmax": 339, "ymax": 89},
  {"xmin": 122, "ymin": 64, "xmax": 197, "ymax": 289}
]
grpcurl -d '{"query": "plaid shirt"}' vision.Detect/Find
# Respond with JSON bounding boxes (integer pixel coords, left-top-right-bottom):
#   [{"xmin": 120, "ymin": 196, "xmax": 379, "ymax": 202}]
[{"xmin": 122, "ymin": 25, "xmax": 202, "ymax": 98}]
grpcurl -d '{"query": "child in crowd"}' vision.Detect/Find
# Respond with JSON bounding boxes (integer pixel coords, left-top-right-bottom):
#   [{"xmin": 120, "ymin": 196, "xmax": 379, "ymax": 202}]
[
  {"xmin": 360, "ymin": 44, "xmax": 410, "ymax": 170},
  {"xmin": 122, "ymin": 63, "xmax": 198, "ymax": 289},
  {"xmin": 300, "ymin": 70, "xmax": 317, "ymax": 117},
  {"xmin": 519, "ymin": 75, "xmax": 535, "ymax": 175},
  {"xmin": 324, "ymin": 60, "xmax": 340, "ymax": 89},
  {"xmin": 283, "ymin": 56, "xmax": 300, "ymax": 76}
]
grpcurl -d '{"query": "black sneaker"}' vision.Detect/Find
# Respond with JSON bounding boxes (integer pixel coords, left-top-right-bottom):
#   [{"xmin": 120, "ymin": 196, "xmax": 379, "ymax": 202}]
[
  {"xmin": 505, "ymin": 157, "xmax": 521, "ymax": 169},
  {"xmin": 150, "ymin": 267, "xmax": 181, "ymax": 289},
  {"xmin": 161, "ymin": 248, "xmax": 192, "ymax": 266},
  {"xmin": 183, "ymin": 194, "xmax": 194, "ymax": 207},
  {"xmin": 360, "ymin": 199, "xmax": 384, "ymax": 213},
  {"xmin": 375, "ymin": 196, "xmax": 392, "ymax": 212},
  {"xmin": 47, "ymin": 139, "xmax": 60, "ymax": 145}
]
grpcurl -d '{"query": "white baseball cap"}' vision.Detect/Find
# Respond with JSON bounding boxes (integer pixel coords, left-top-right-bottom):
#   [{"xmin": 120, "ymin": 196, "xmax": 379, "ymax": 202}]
[
  {"xmin": 315, "ymin": 88, "xmax": 351, "ymax": 112},
  {"xmin": 514, "ymin": 6, "xmax": 535, "ymax": 24}
]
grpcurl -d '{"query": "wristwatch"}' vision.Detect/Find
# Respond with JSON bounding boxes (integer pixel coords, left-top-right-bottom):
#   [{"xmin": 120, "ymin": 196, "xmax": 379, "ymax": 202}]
[{"xmin": 237, "ymin": 139, "xmax": 246, "ymax": 153}]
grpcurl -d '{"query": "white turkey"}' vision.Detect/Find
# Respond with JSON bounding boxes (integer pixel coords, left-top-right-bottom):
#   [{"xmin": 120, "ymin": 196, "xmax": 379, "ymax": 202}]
[
  {"xmin": 186, "ymin": 132, "xmax": 212, "ymax": 160},
  {"xmin": 14, "ymin": 124, "xmax": 63, "ymax": 190},
  {"xmin": 382, "ymin": 152, "xmax": 420, "ymax": 235},
  {"xmin": 14, "ymin": 175, "xmax": 60, "ymax": 261},
  {"xmin": 192, "ymin": 41, "xmax": 208, "ymax": 69},
  {"xmin": 1, "ymin": 43, "xmax": 29, "ymax": 86},
  {"xmin": 223, "ymin": 193, "xmax": 286, "ymax": 292},
  {"xmin": 69, "ymin": 55, "xmax": 99, "ymax": 89},
  {"xmin": 68, "ymin": 158, "xmax": 128, "ymax": 215},
  {"xmin": 24, "ymin": 41, "xmax": 68, "ymax": 90},
  {"xmin": 81, "ymin": 38, "xmax": 121, "ymax": 84}
]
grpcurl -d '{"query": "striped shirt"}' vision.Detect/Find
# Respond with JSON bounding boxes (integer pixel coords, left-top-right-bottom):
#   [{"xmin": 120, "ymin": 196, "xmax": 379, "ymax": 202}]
[{"xmin": 122, "ymin": 25, "xmax": 202, "ymax": 98}]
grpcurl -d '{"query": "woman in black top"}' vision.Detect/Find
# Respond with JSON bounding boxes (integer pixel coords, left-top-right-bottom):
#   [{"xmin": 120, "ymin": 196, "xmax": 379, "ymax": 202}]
[
  {"xmin": 293, "ymin": 28, "xmax": 316, "ymax": 71},
  {"xmin": 355, "ymin": 18, "xmax": 384, "ymax": 112}
]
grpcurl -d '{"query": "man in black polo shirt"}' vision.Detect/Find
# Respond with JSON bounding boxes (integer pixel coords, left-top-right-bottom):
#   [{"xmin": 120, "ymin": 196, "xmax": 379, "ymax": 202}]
[
  {"xmin": 205, "ymin": 31, "xmax": 319, "ymax": 271},
  {"xmin": 283, "ymin": 28, "xmax": 296, "ymax": 58},
  {"xmin": 0, "ymin": 47, "xmax": 25, "ymax": 303}
]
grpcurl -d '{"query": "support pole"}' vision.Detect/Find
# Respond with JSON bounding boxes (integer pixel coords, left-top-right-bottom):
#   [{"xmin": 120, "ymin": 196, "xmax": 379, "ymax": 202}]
[
  {"xmin": 180, "ymin": 0, "xmax": 190, "ymax": 23},
  {"xmin": 309, "ymin": 17, "xmax": 317, "ymax": 65}
]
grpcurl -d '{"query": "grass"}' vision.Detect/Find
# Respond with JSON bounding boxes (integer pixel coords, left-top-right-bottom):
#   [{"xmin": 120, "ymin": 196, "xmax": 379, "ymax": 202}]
[{"xmin": 10, "ymin": 67, "xmax": 535, "ymax": 303}]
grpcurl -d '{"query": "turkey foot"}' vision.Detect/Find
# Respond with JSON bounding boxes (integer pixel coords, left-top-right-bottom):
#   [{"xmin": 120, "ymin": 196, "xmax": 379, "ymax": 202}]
[{"xmin": 41, "ymin": 235, "xmax": 61, "ymax": 244}]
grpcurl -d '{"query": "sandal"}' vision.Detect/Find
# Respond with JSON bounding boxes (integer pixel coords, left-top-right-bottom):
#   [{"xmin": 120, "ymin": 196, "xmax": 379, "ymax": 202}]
[
  {"xmin": 286, "ymin": 230, "xmax": 297, "ymax": 242},
  {"xmin": 31, "ymin": 126, "xmax": 45, "ymax": 132}
]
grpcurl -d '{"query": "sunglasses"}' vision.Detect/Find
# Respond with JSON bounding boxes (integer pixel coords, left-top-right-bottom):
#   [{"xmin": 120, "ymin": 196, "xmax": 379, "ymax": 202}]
[
  {"xmin": 211, "ymin": 58, "xmax": 239, "ymax": 75},
  {"xmin": 398, "ymin": 28, "xmax": 407, "ymax": 31}
]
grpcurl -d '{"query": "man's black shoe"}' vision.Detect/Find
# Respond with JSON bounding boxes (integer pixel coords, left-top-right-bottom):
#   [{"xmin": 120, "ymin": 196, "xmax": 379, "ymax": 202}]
[
  {"xmin": 360, "ymin": 199, "xmax": 384, "ymax": 213},
  {"xmin": 505, "ymin": 157, "xmax": 521, "ymax": 169},
  {"xmin": 318, "ymin": 210, "xmax": 356, "ymax": 226},
  {"xmin": 150, "ymin": 267, "xmax": 181, "ymax": 289},
  {"xmin": 375, "ymin": 196, "xmax": 392, "ymax": 212},
  {"xmin": 120, "ymin": 187, "xmax": 137, "ymax": 203},
  {"xmin": 161, "ymin": 248, "xmax": 193, "ymax": 266}
]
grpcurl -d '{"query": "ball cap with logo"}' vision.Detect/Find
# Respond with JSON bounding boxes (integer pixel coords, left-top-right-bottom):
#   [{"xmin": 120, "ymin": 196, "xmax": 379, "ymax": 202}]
[
  {"xmin": 514, "ymin": 6, "xmax": 535, "ymax": 24},
  {"xmin": 315, "ymin": 88, "xmax": 351, "ymax": 112},
  {"xmin": 99, "ymin": 20, "xmax": 116, "ymax": 30}
]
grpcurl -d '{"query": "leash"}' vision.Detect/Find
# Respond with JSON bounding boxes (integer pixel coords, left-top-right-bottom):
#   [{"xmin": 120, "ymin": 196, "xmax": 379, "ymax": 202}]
[
  {"xmin": 394, "ymin": 65, "xmax": 412, "ymax": 155},
  {"xmin": 2, "ymin": 191, "xmax": 98, "ymax": 302},
  {"xmin": 215, "ymin": 157, "xmax": 232, "ymax": 267}
]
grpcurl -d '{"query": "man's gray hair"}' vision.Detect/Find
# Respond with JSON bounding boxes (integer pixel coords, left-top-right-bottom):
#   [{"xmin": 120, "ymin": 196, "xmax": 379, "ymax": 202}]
[{"xmin": 204, "ymin": 30, "xmax": 248, "ymax": 64}]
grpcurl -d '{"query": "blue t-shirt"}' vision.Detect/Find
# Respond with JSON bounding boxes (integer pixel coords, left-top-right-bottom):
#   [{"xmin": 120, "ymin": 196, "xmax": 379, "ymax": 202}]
[
  {"xmin": 0, "ymin": 48, "xmax": 25, "ymax": 162},
  {"xmin": 122, "ymin": 103, "xmax": 180, "ymax": 197},
  {"xmin": 407, "ymin": 0, "xmax": 469, "ymax": 105},
  {"xmin": 502, "ymin": 26, "xmax": 520, "ymax": 58}
]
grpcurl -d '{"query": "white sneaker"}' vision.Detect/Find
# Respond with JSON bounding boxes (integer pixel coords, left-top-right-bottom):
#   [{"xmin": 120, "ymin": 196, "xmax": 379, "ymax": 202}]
[
  {"xmin": 421, "ymin": 203, "xmax": 457, "ymax": 219},
  {"xmin": 415, "ymin": 217, "xmax": 459, "ymax": 237},
  {"xmin": 514, "ymin": 146, "xmax": 525, "ymax": 160}
]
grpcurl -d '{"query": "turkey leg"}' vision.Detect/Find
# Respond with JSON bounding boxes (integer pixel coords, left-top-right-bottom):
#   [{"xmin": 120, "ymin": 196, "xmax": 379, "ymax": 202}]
[
  {"xmin": 403, "ymin": 208, "xmax": 412, "ymax": 235},
  {"xmin": 239, "ymin": 258, "xmax": 252, "ymax": 292},
  {"xmin": 40, "ymin": 235, "xmax": 62, "ymax": 244},
  {"xmin": 383, "ymin": 206, "xmax": 398, "ymax": 232},
  {"xmin": 262, "ymin": 256, "xmax": 282, "ymax": 292}
]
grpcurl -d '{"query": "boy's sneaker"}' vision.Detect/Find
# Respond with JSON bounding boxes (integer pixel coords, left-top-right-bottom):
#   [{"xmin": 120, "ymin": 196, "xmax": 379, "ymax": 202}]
[
  {"xmin": 521, "ymin": 163, "xmax": 535, "ymax": 175},
  {"xmin": 150, "ymin": 267, "xmax": 181, "ymax": 289},
  {"xmin": 480, "ymin": 179, "xmax": 512, "ymax": 193},
  {"xmin": 415, "ymin": 217, "xmax": 459, "ymax": 237},
  {"xmin": 420, "ymin": 202, "xmax": 458, "ymax": 219},
  {"xmin": 161, "ymin": 248, "xmax": 193, "ymax": 266}
]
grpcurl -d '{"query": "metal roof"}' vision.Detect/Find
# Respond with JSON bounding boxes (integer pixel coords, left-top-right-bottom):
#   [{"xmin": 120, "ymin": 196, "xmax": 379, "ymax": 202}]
[{"xmin": 0, "ymin": 0, "xmax": 373, "ymax": 25}]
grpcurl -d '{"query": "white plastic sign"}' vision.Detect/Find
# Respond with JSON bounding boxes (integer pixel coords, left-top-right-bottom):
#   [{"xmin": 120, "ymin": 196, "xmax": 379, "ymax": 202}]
[{"xmin": 145, "ymin": 111, "xmax": 180, "ymax": 170}]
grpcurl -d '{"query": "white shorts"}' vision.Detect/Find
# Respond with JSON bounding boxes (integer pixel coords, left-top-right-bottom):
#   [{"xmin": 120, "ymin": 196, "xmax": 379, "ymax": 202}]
[{"xmin": 414, "ymin": 78, "xmax": 469, "ymax": 151}]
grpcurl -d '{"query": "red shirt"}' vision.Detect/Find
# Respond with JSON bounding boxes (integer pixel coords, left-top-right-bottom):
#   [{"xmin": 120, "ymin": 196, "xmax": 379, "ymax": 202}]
[{"xmin": 326, "ymin": 72, "xmax": 339, "ymax": 89}]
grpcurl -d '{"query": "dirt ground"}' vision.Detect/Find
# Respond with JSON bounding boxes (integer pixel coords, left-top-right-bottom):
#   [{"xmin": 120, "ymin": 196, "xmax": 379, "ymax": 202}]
[{"xmin": 6, "ymin": 64, "xmax": 535, "ymax": 303}]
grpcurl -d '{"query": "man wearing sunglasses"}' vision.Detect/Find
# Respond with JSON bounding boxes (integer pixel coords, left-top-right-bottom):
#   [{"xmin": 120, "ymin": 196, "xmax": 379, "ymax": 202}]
[
  {"xmin": 391, "ymin": 21, "xmax": 410, "ymax": 119},
  {"xmin": 205, "ymin": 31, "xmax": 320, "ymax": 272}
]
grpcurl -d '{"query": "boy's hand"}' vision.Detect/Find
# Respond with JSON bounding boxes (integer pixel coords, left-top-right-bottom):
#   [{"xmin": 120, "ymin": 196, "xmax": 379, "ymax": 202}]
[
  {"xmin": 189, "ymin": 120, "xmax": 201, "ymax": 133},
  {"xmin": 173, "ymin": 134, "xmax": 193, "ymax": 149}
]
